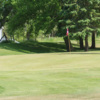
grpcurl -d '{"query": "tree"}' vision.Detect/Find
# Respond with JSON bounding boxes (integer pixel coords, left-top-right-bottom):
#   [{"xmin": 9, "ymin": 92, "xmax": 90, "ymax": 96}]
[
  {"xmin": 0, "ymin": 0, "xmax": 13, "ymax": 27},
  {"xmin": 58, "ymin": 0, "xmax": 100, "ymax": 51},
  {"xmin": 90, "ymin": 0, "xmax": 100, "ymax": 48},
  {"xmin": 7, "ymin": 0, "xmax": 61, "ymax": 39}
]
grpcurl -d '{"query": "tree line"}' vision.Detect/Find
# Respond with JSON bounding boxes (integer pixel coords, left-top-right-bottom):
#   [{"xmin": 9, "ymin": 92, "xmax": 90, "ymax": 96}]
[{"xmin": 0, "ymin": 0, "xmax": 100, "ymax": 51}]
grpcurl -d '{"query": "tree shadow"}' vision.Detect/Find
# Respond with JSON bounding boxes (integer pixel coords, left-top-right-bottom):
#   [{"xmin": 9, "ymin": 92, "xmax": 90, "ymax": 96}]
[
  {"xmin": 0, "ymin": 41, "xmax": 100, "ymax": 55},
  {"xmin": 68, "ymin": 47, "xmax": 100, "ymax": 54},
  {"xmin": 0, "ymin": 41, "xmax": 66, "ymax": 54}
]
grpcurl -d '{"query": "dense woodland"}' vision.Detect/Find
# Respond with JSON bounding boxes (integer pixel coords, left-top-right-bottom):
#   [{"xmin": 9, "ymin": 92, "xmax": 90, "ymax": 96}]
[{"xmin": 0, "ymin": 0, "xmax": 100, "ymax": 52}]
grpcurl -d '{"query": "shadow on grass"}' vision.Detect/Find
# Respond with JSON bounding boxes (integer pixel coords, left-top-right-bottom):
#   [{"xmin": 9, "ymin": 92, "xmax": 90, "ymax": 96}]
[
  {"xmin": 0, "ymin": 41, "xmax": 66, "ymax": 54},
  {"xmin": 66, "ymin": 46, "xmax": 100, "ymax": 54},
  {"xmin": 0, "ymin": 41, "xmax": 100, "ymax": 55}
]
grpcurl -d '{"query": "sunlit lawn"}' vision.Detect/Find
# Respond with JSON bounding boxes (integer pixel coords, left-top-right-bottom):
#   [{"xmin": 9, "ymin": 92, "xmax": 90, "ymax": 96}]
[{"xmin": 0, "ymin": 37, "xmax": 100, "ymax": 100}]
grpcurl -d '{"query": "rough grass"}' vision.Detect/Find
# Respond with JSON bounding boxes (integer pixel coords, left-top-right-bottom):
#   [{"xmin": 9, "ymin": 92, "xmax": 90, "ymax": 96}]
[
  {"xmin": 0, "ymin": 38, "xmax": 100, "ymax": 56},
  {"xmin": 38, "ymin": 37, "xmax": 64, "ymax": 43},
  {"xmin": 0, "ymin": 41, "xmax": 66, "ymax": 56}
]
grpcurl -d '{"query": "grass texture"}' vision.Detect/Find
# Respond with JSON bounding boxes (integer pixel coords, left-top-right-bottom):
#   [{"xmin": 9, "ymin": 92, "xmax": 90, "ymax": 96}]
[{"xmin": 0, "ymin": 38, "xmax": 100, "ymax": 100}]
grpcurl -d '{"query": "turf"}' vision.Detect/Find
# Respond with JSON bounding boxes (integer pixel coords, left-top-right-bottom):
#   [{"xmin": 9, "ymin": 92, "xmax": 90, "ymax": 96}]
[
  {"xmin": 0, "ymin": 38, "xmax": 100, "ymax": 100},
  {"xmin": 0, "ymin": 53, "xmax": 100, "ymax": 100},
  {"xmin": 0, "ymin": 41, "xmax": 66, "ymax": 56}
]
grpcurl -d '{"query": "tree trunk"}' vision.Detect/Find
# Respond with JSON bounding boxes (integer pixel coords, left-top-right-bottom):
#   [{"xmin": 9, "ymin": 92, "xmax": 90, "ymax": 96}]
[
  {"xmin": 79, "ymin": 36, "xmax": 84, "ymax": 49},
  {"xmin": 64, "ymin": 37, "xmax": 73, "ymax": 52},
  {"xmin": 85, "ymin": 34, "xmax": 88, "ymax": 51},
  {"xmin": 91, "ymin": 32, "xmax": 95, "ymax": 49},
  {"xmin": 3, "ymin": 32, "xmax": 7, "ymax": 41}
]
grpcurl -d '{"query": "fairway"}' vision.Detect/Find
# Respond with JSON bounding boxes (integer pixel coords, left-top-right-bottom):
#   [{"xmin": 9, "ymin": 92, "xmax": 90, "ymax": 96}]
[
  {"xmin": 0, "ymin": 52, "xmax": 100, "ymax": 100},
  {"xmin": 1, "ymin": 0, "xmax": 100, "ymax": 99}
]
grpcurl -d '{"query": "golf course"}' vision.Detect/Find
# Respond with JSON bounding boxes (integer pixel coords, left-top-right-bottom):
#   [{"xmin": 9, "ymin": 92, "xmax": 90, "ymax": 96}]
[
  {"xmin": 0, "ymin": 38, "xmax": 100, "ymax": 100},
  {"xmin": 0, "ymin": 0, "xmax": 100, "ymax": 99}
]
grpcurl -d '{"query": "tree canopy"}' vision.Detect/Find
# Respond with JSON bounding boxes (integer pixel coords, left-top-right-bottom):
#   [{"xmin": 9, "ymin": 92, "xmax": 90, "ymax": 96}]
[
  {"xmin": 0, "ymin": 0, "xmax": 100, "ymax": 51},
  {"xmin": 59, "ymin": 0, "xmax": 100, "ymax": 38}
]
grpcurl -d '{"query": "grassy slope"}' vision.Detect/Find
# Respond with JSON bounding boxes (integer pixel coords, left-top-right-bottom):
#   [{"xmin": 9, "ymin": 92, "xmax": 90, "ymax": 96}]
[
  {"xmin": 0, "ymin": 38, "xmax": 100, "ymax": 99},
  {"xmin": 0, "ymin": 38, "xmax": 100, "ymax": 56},
  {"xmin": 0, "ymin": 41, "xmax": 66, "ymax": 56}
]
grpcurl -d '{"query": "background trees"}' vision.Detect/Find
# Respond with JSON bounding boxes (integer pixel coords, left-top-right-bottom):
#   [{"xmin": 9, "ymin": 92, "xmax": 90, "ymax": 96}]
[
  {"xmin": 0, "ymin": 0, "xmax": 100, "ymax": 52},
  {"xmin": 58, "ymin": 0, "xmax": 100, "ymax": 51},
  {"xmin": 6, "ymin": 0, "xmax": 61, "ymax": 40}
]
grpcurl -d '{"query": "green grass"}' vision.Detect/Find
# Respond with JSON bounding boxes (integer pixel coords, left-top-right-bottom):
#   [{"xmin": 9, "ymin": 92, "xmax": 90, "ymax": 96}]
[
  {"xmin": 0, "ymin": 37, "xmax": 100, "ymax": 56},
  {"xmin": 0, "ymin": 41, "xmax": 66, "ymax": 56},
  {"xmin": 38, "ymin": 37, "xmax": 64, "ymax": 43},
  {"xmin": 0, "ymin": 53, "xmax": 100, "ymax": 100},
  {"xmin": 0, "ymin": 37, "xmax": 100, "ymax": 100}
]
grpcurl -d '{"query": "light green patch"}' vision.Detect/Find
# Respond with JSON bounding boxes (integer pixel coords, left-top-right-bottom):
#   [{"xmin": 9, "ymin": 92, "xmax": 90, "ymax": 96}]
[
  {"xmin": 0, "ymin": 37, "xmax": 100, "ymax": 99},
  {"xmin": 0, "ymin": 53, "xmax": 100, "ymax": 98}
]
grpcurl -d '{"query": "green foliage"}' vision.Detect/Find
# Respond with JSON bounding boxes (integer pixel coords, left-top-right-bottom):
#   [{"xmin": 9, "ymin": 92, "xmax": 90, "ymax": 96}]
[
  {"xmin": 7, "ymin": 0, "xmax": 60, "ymax": 34},
  {"xmin": 1, "ymin": 0, "xmax": 100, "ymax": 41},
  {"xmin": 0, "ymin": 0, "xmax": 60, "ymax": 41},
  {"xmin": 0, "ymin": 0, "xmax": 12, "ymax": 27},
  {"xmin": 58, "ymin": 0, "xmax": 100, "ymax": 38}
]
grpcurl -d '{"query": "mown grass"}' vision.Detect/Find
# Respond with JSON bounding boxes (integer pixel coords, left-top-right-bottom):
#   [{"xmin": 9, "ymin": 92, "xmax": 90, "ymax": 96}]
[
  {"xmin": 0, "ymin": 53, "xmax": 100, "ymax": 100},
  {"xmin": 0, "ymin": 37, "xmax": 100, "ymax": 100}
]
